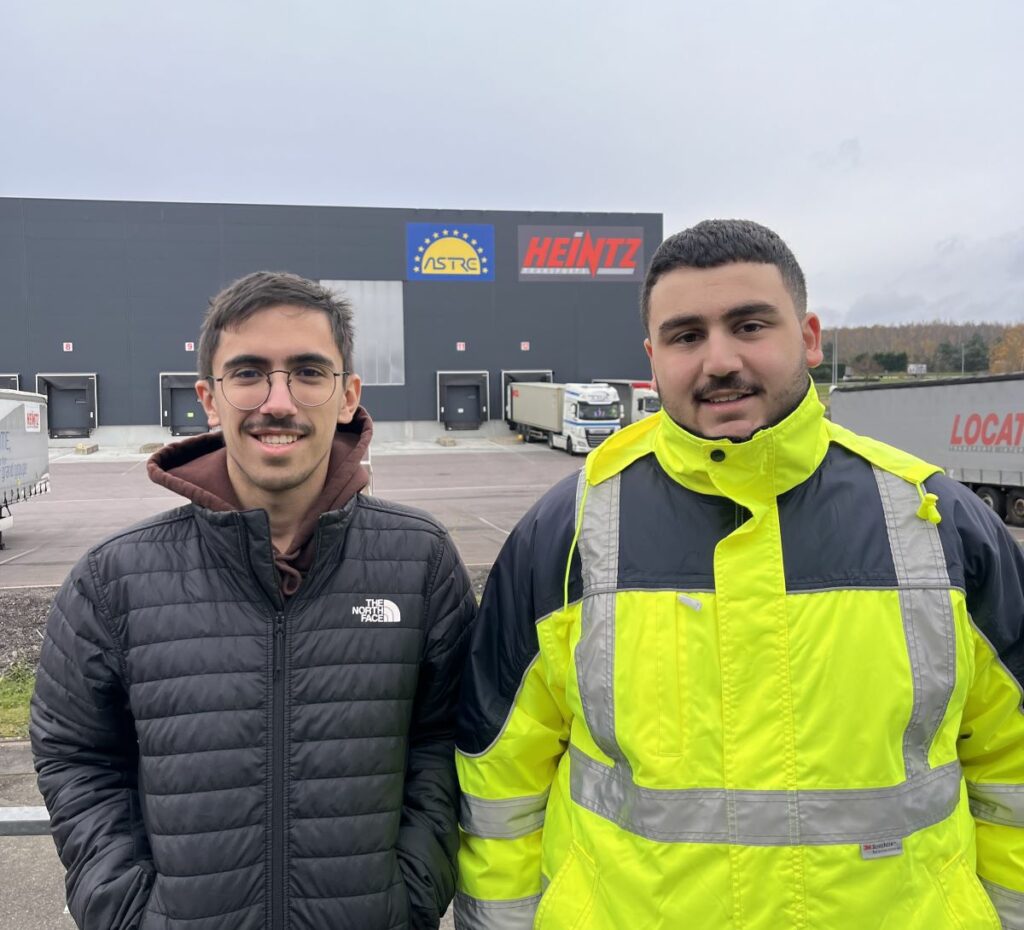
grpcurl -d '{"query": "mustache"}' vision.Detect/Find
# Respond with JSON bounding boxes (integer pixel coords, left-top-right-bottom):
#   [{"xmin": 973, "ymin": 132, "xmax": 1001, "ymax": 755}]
[
  {"xmin": 694, "ymin": 375, "xmax": 760, "ymax": 402},
  {"xmin": 244, "ymin": 418, "xmax": 310, "ymax": 435}
]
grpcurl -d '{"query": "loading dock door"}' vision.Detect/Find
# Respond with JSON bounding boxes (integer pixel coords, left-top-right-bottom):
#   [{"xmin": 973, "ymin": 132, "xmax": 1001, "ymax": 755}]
[
  {"xmin": 443, "ymin": 384, "xmax": 482, "ymax": 428},
  {"xmin": 170, "ymin": 389, "xmax": 205, "ymax": 435},
  {"xmin": 437, "ymin": 371, "xmax": 489, "ymax": 431},
  {"xmin": 0, "ymin": 374, "xmax": 19, "ymax": 391},
  {"xmin": 36, "ymin": 374, "xmax": 97, "ymax": 438},
  {"xmin": 160, "ymin": 373, "xmax": 206, "ymax": 436}
]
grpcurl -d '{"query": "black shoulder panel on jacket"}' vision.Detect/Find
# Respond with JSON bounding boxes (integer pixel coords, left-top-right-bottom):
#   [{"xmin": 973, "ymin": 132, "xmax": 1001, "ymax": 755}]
[
  {"xmin": 617, "ymin": 455, "xmax": 735, "ymax": 590},
  {"xmin": 928, "ymin": 472, "xmax": 1024, "ymax": 689},
  {"xmin": 456, "ymin": 471, "xmax": 581, "ymax": 756},
  {"xmin": 779, "ymin": 445, "xmax": 898, "ymax": 591}
]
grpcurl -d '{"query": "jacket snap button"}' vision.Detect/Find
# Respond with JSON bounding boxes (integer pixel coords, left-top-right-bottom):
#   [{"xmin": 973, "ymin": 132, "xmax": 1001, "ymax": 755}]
[{"xmin": 710, "ymin": 449, "xmax": 726, "ymax": 462}]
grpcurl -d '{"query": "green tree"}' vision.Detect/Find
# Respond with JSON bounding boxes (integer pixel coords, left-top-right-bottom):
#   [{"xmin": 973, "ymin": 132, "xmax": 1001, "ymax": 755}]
[
  {"xmin": 852, "ymin": 353, "xmax": 883, "ymax": 376},
  {"xmin": 962, "ymin": 333, "xmax": 989, "ymax": 372},
  {"xmin": 932, "ymin": 341, "xmax": 959, "ymax": 372},
  {"xmin": 872, "ymin": 351, "xmax": 908, "ymax": 372}
]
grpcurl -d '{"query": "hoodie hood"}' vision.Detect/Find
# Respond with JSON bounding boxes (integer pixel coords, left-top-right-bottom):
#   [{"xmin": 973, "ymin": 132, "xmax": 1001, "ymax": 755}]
[{"xmin": 148, "ymin": 406, "xmax": 373, "ymax": 595}]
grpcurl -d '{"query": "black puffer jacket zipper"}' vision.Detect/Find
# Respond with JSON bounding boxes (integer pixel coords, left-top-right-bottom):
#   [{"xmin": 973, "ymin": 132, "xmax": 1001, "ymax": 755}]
[{"xmin": 272, "ymin": 609, "xmax": 286, "ymax": 930}]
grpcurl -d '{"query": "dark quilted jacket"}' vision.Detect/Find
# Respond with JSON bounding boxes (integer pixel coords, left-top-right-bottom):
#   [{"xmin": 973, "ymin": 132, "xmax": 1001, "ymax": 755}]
[{"xmin": 30, "ymin": 494, "xmax": 476, "ymax": 930}]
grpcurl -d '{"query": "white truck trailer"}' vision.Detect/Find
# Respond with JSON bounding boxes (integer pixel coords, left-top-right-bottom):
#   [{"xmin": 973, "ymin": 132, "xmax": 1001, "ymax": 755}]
[
  {"xmin": 0, "ymin": 389, "xmax": 49, "ymax": 549},
  {"xmin": 507, "ymin": 381, "xmax": 622, "ymax": 455},
  {"xmin": 829, "ymin": 374, "xmax": 1024, "ymax": 526},
  {"xmin": 593, "ymin": 379, "xmax": 661, "ymax": 425}
]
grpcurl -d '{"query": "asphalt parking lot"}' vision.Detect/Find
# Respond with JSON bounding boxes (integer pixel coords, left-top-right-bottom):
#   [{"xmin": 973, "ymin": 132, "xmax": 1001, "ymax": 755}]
[
  {"xmin": 0, "ymin": 434, "xmax": 581, "ymax": 589},
  {"xmin": 0, "ymin": 433, "xmax": 580, "ymax": 930}
]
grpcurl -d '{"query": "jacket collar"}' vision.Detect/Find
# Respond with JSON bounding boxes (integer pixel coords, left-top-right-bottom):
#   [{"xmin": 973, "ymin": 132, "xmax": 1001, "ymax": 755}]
[
  {"xmin": 588, "ymin": 381, "xmax": 830, "ymax": 503},
  {"xmin": 148, "ymin": 408, "xmax": 373, "ymax": 603}
]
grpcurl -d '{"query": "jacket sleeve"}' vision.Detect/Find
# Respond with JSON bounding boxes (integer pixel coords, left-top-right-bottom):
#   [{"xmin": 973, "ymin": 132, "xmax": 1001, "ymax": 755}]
[
  {"xmin": 947, "ymin": 489, "xmax": 1024, "ymax": 928},
  {"xmin": 30, "ymin": 555, "xmax": 154, "ymax": 930},
  {"xmin": 454, "ymin": 475, "xmax": 579, "ymax": 930},
  {"xmin": 397, "ymin": 532, "xmax": 477, "ymax": 930}
]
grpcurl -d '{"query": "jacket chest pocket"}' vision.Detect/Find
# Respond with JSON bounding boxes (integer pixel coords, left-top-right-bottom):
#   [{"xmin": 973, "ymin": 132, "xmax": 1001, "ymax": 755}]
[{"xmin": 608, "ymin": 591, "xmax": 715, "ymax": 761}]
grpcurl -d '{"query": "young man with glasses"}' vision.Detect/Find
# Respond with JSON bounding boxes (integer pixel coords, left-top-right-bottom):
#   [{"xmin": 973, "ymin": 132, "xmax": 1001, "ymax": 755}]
[{"xmin": 31, "ymin": 271, "xmax": 476, "ymax": 930}]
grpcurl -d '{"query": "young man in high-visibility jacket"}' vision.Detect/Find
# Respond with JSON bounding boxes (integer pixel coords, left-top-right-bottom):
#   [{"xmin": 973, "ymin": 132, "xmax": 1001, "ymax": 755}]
[{"xmin": 454, "ymin": 219, "xmax": 1024, "ymax": 929}]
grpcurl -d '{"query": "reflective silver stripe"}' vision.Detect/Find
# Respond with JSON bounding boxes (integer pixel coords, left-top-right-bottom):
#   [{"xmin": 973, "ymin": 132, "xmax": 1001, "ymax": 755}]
[
  {"xmin": 460, "ymin": 790, "xmax": 549, "ymax": 839},
  {"xmin": 453, "ymin": 892, "xmax": 541, "ymax": 930},
  {"xmin": 981, "ymin": 880, "xmax": 1024, "ymax": 930},
  {"xmin": 968, "ymin": 781, "xmax": 1024, "ymax": 827},
  {"xmin": 570, "ymin": 465, "xmax": 962, "ymax": 847},
  {"xmin": 570, "ymin": 746, "xmax": 961, "ymax": 845},
  {"xmin": 873, "ymin": 467, "xmax": 956, "ymax": 779},
  {"xmin": 574, "ymin": 474, "xmax": 625, "ymax": 765}
]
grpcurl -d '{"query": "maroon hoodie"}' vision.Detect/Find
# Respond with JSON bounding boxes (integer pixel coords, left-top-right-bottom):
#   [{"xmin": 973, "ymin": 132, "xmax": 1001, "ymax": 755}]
[{"xmin": 147, "ymin": 407, "xmax": 373, "ymax": 596}]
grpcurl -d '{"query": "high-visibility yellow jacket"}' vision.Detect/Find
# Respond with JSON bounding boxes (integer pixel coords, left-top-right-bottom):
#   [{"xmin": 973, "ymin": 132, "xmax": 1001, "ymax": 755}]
[{"xmin": 455, "ymin": 385, "xmax": 1024, "ymax": 930}]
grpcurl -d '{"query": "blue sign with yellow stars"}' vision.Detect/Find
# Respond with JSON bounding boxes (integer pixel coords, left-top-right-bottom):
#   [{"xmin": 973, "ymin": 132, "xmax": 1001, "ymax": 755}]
[{"xmin": 406, "ymin": 223, "xmax": 495, "ymax": 281}]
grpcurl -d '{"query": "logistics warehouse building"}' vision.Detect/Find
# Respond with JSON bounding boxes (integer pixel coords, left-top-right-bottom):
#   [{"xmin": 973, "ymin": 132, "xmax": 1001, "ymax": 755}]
[{"xmin": 0, "ymin": 198, "xmax": 662, "ymax": 440}]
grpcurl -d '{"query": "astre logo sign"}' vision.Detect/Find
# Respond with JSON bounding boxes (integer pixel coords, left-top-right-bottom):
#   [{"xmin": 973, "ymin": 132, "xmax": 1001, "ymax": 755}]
[
  {"xmin": 518, "ymin": 226, "xmax": 644, "ymax": 283},
  {"xmin": 407, "ymin": 223, "xmax": 495, "ymax": 281},
  {"xmin": 353, "ymin": 598, "xmax": 402, "ymax": 624}
]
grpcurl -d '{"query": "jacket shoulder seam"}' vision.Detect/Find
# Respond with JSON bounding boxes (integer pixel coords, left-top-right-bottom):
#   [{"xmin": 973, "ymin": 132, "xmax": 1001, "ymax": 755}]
[
  {"xmin": 84, "ymin": 550, "xmax": 130, "ymax": 686},
  {"xmin": 356, "ymin": 496, "xmax": 447, "ymax": 536},
  {"xmin": 89, "ymin": 506, "xmax": 198, "ymax": 555}
]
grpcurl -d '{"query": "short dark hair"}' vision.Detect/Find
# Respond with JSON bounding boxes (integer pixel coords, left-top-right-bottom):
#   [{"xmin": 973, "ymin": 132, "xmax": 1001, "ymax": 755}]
[
  {"xmin": 640, "ymin": 219, "xmax": 807, "ymax": 332},
  {"xmin": 198, "ymin": 272, "xmax": 355, "ymax": 379}
]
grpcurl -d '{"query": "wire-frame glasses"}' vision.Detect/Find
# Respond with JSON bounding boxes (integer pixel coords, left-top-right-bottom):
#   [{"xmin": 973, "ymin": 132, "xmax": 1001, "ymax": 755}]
[{"xmin": 212, "ymin": 364, "xmax": 348, "ymax": 410}]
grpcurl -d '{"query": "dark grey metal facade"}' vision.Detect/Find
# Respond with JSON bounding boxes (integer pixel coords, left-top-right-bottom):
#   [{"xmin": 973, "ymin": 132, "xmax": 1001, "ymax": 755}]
[{"xmin": 0, "ymin": 198, "xmax": 662, "ymax": 425}]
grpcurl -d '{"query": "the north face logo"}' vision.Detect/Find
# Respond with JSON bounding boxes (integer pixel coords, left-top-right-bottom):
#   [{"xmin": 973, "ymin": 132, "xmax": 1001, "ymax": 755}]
[{"xmin": 352, "ymin": 598, "xmax": 401, "ymax": 624}]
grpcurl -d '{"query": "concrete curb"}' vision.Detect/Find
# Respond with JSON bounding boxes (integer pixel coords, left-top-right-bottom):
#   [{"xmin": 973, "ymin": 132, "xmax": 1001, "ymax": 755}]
[{"xmin": 0, "ymin": 740, "xmax": 34, "ymax": 776}]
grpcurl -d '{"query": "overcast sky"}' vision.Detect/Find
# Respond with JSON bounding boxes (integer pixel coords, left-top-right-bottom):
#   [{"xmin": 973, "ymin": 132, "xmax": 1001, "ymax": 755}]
[{"xmin": 3, "ymin": 0, "xmax": 1022, "ymax": 328}]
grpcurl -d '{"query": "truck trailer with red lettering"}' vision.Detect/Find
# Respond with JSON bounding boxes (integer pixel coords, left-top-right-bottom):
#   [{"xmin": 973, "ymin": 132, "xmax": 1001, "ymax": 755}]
[
  {"xmin": 829, "ymin": 374, "xmax": 1024, "ymax": 526},
  {"xmin": 0, "ymin": 388, "xmax": 50, "ymax": 548}
]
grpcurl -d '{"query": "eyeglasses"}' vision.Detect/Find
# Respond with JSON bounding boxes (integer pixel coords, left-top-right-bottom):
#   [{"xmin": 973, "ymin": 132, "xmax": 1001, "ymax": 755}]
[{"xmin": 211, "ymin": 364, "xmax": 348, "ymax": 410}]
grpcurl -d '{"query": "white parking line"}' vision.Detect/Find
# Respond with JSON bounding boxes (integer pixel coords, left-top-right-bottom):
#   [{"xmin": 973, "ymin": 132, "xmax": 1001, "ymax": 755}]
[
  {"xmin": 0, "ymin": 547, "xmax": 40, "ymax": 566},
  {"xmin": 476, "ymin": 516, "xmax": 510, "ymax": 537},
  {"xmin": 16, "ymin": 497, "xmax": 177, "ymax": 505},
  {"xmin": 0, "ymin": 583, "xmax": 60, "ymax": 589},
  {"xmin": 379, "ymin": 484, "xmax": 551, "ymax": 495},
  {"xmin": 23, "ymin": 487, "xmax": 548, "ymax": 504}
]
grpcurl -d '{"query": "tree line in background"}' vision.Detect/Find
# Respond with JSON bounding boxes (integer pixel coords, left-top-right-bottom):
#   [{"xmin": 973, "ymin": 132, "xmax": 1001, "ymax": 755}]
[{"xmin": 813, "ymin": 322, "xmax": 1024, "ymax": 380}]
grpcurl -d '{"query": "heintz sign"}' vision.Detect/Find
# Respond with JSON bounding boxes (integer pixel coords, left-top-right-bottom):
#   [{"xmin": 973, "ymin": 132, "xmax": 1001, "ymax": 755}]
[{"xmin": 518, "ymin": 226, "xmax": 644, "ymax": 283}]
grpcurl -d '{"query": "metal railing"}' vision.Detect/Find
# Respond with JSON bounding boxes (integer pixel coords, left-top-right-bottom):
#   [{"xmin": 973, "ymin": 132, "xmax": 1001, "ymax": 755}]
[
  {"xmin": 0, "ymin": 805, "xmax": 49, "ymax": 835},
  {"xmin": 1, "ymin": 807, "xmax": 73, "ymax": 919}
]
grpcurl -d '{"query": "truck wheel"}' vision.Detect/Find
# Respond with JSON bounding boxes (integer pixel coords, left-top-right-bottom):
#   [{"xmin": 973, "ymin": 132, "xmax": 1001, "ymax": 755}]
[
  {"xmin": 1006, "ymin": 490, "xmax": 1024, "ymax": 527},
  {"xmin": 566, "ymin": 437, "xmax": 574, "ymax": 456},
  {"xmin": 975, "ymin": 485, "xmax": 1006, "ymax": 519}
]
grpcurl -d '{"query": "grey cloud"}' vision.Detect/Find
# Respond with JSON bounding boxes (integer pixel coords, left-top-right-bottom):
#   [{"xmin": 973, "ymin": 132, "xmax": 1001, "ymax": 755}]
[
  {"xmin": 811, "ymin": 138, "xmax": 862, "ymax": 173},
  {"xmin": 837, "ymin": 229, "xmax": 1024, "ymax": 325}
]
